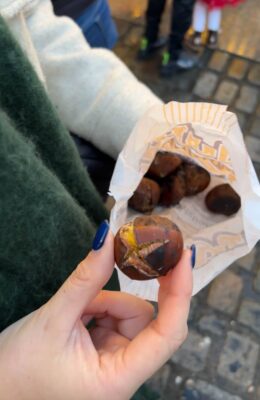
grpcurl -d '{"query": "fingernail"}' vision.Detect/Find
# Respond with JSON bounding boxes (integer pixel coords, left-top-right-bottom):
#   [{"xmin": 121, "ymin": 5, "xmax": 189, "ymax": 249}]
[
  {"xmin": 92, "ymin": 220, "xmax": 109, "ymax": 251},
  {"xmin": 190, "ymin": 244, "xmax": 196, "ymax": 269}
]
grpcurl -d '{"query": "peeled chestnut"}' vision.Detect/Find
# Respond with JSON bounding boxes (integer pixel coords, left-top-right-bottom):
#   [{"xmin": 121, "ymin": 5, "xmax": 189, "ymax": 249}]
[
  {"xmin": 160, "ymin": 169, "xmax": 186, "ymax": 206},
  {"xmin": 114, "ymin": 215, "xmax": 183, "ymax": 280},
  {"xmin": 205, "ymin": 183, "xmax": 241, "ymax": 216},
  {"xmin": 128, "ymin": 177, "xmax": 160, "ymax": 213},
  {"xmin": 147, "ymin": 151, "xmax": 183, "ymax": 179},
  {"xmin": 183, "ymin": 163, "xmax": 210, "ymax": 196}
]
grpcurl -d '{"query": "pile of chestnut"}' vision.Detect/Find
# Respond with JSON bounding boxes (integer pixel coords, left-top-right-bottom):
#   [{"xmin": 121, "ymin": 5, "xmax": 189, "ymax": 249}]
[
  {"xmin": 128, "ymin": 151, "xmax": 241, "ymax": 217},
  {"xmin": 115, "ymin": 152, "xmax": 242, "ymax": 281}
]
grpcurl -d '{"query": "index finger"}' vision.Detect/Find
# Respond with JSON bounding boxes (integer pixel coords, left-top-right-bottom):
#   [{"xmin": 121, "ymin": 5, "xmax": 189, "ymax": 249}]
[{"xmin": 121, "ymin": 249, "xmax": 193, "ymax": 386}]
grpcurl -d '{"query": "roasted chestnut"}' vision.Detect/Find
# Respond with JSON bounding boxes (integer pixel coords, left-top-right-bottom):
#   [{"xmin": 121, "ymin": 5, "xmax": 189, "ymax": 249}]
[
  {"xmin": 147, "ymin": 151, "xmax": 183, "ymax": 179},
  {"xmin": 114, "ymin": 215, "xmax": 183, "ymax": 280},
  {"xmin": 160, "ymin": 169, "xmax": 186, "ymax": 206},
  {"xmin": 183, "ymin": 163, "xmax": 210, "ymax": 196},
  {"xmin": 128, "ymin": 177, "xmax": 160, "ymax": 213},
  {"xmin": 205, "ymin": 183, "xmax": 241, "ymax": 216}
]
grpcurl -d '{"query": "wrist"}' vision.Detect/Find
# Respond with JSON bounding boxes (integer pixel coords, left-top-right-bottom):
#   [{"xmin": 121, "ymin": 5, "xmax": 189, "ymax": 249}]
[{"xmin": 0, "ymin": 329, "xmax": 26, "ymax": 400}]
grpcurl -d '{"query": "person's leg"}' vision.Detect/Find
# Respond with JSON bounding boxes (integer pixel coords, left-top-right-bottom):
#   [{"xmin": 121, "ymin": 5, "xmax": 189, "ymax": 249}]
[
  {"xmin": 207, "ymin": 7, "xmax": 221, "ymax": 48},
  {"xmin": 192, "ymin": 0, "xmax": 207, "ymax": 33},
  {"xmin": 144, "ymin": 0, "xmax": 167, "ymax": 43},
  {"xmin": 185, "ymin": 0, "xmax": 208, "ymax": 52},
  {"xmin": 138, "ymin": 0, "xmax": 167, "ymax": 59},
  {"xmin": 160, "ymin": 0, "xmax": 198, "ymax": 76},
  {"xmin": 168, "ymin": 0, "xmax": 196, "ymax": 60},
  {"xmin": 76, "ymin": 0, "xmax": 118, "ymax": 49}
]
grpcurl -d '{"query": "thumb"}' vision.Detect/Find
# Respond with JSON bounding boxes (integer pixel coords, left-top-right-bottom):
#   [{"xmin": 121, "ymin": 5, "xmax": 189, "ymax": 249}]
[{"xmin": 47, "ymin": 221, "xmax": 114, "ymax": 332}]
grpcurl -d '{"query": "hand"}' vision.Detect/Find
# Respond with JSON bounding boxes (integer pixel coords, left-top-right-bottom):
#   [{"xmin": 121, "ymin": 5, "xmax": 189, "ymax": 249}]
[{"xmin": 0, "ymin": 230, "xmax": 193, "ymax": 400}]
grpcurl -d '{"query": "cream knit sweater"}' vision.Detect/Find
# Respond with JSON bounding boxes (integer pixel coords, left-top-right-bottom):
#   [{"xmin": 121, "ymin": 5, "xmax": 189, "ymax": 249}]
[{"xmin": 0, "ymin": 0, "xmax": 162, "ymax": 158}]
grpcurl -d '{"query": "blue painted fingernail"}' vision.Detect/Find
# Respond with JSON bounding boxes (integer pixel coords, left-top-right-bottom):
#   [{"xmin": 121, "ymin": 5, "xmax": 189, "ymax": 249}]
[
  {"xmin": 92, "ymin": 220, "xmax": 109, "ymax": 250},
  {"xmin": 190, "ymin": 244, "xmax": 196, "ymax": 269}
]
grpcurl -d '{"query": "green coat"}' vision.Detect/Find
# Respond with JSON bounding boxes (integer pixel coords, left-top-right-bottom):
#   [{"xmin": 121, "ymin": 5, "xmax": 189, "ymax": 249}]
[{"xmin": 0, "ymin": 16, "xmax": 118, "ymax": 331}]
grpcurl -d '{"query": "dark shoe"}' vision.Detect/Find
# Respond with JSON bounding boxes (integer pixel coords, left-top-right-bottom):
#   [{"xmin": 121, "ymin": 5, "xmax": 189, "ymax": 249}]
[
  {"xmin": 176, "ymin": 50, "xmax": 199, "ymax": 70},
  {"xmin": 160, "ymin": 50, "xmax": 198, "ymax": 78},
  {"xmin": 207, "ymin": 30, "xmax": 218, "ymax": 49},
  {"xmin": 185, "ymin": 31, "xmax": 203, "ymax": 52},
  {"xmin": 137, "ymin": 36, "xmax": 167, "ymax": 60},
  {"xmin": 160, "ymin": 51, "xmax": 178, "ymax": 77}
]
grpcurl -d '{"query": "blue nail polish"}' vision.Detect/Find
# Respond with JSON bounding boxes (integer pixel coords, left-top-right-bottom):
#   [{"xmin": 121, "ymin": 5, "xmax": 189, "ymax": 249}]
[
  {"xmin": 92, "ymin": 220, "xmax": 109, "ymax": 250},
  {"xmin": 190, "ymin": 244, "xmax": 196, "ymax": 269}
]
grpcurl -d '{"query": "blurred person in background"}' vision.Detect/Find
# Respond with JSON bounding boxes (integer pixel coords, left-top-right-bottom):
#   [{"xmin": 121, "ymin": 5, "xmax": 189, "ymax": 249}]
[
  {"xmin": 186, "ymin": 0, "xmax": 244, "ymax": 51},
  {"xmin": 52, "ymin": 0, "xmax": 118, "ymax": 49},
  {"xmin": 137, "ymin": 0, "xmax": 197, "ymax": 77}
]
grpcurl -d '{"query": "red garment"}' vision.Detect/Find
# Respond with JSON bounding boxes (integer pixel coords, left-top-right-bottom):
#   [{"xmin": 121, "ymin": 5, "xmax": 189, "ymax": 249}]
[{"xmin": 201, "ymin": 0, "xmax": 244, "ymax": 8}]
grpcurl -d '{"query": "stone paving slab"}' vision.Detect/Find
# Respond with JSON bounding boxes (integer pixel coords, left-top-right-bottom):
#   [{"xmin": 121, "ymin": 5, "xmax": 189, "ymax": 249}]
[
  {"xmin": 171, "ymin": 331, "xmax": 211, "ymax": 372},
  {"xmin": 245, "ymin": 135, "xmax": 260, "ymax": 163},
  {"xmin": 198, "ymin": 314, "xmax": 227, "ymax": 337},
  {"xmin": 207, "ymin": 271, "xmax": 243, "ymax": 314},
  {"xmin": 235, "ymin": 248, "xmax": 257, "ymax": 271},
  {"xmin": 214, "ymin": 80, "xmax": 239, "ymax": 104},
  {"xmin": 208, "ymin": 51, "xmax": 230, "ymax": 72},
  {"xmin": 147, "ymin": 363, "xmax": 171, "ymax": 398},
  {"xmin": 254, "ymin": 269, "xmax": 260, "ymax": 293},
  {"xmin": 217, "ymin": 331, "xmax": 259, "ymax": 389},
  {"xmin": 183, "ymin": 379, "xmax": 242, "ymax": 400},
  {"xmin": 253, "ymin": 162, "xmax": 260, "ymax": 181},
  {"xmin": 248, "ymin": 64, "xmax": 260, "ymax": 86},
  {"xmin": 123, "ymin": 25, "xmax": 143, "ymax": 47},
  {"xmin": 238, "ymin": 299, "xmax": 260, "ymax": 336},
  {"xmin": 250, "ymin": 118, "xmax": 260, "ymax": 137},
  {"xmin": 115, "ymin": 18, "xmax": 131, "ymax": 39},
  {"xmin": 235, "ymin": 85, "xmax": 259, "ymax": 113},
  {"xmin": 235, "ymin": 111, "xmax": 247, "ymax": 130},
  {"xmin": 228, "ymin": 59, "xmax": 249, "ymax": 80},
  {"xmin": 193, "ymin": 72, "xmax": 218, "ymax": 99}
]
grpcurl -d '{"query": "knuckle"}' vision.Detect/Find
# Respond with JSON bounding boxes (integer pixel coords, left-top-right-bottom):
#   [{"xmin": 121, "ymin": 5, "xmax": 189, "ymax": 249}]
[
  {"xmin": 181, "ymin": 324, "xmax": 189, "ymax": 343},
  {"xmin": 69, "ymin": 260, "xmax": 92, "ymax": 289},
  {"xmin": 181, "ymin": 288, "xmax": 193, "ymax": 302},
  {"xmin": 146, "ymin": 301, "xmax": 156, "ymax": 319},
  {"xmin": 139, "ymin": 300, "xmax": 155, "ymax": 324},
  {"xmin": 174, "ymin": 324, "xmax": 188, "ymax": 348}
]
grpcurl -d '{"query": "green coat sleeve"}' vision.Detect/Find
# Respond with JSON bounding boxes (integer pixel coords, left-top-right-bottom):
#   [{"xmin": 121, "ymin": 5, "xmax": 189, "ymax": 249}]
[
  {"xmin": 0, "ymin": 110, "xmax": 119, "ymax": 330},
  {"xmin": 0, "ymin": 16, "xmax": 108, "ymax": 226}
]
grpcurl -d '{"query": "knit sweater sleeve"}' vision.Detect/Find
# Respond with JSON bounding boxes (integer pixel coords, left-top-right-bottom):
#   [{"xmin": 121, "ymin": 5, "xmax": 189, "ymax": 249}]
[{"xmin": 26, "ymin": 0, "xmax": 163, "ymax": 159}]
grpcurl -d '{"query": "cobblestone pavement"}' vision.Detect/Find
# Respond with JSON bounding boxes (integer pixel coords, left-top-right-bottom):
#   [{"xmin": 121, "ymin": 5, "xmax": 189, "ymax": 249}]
[
  {"xmin": 109, "ymin": 2, "xmax": 260, "ymax": 399},
  {"xmin": 109, "ymin": 0, "xmax": 260, "ymax": 61}
]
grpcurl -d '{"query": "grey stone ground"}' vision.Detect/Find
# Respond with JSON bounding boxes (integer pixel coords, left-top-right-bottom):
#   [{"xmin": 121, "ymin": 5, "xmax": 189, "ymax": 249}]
[{"xmin": 109, "ymin": 1, "xmax": 260, "ymax": 399}]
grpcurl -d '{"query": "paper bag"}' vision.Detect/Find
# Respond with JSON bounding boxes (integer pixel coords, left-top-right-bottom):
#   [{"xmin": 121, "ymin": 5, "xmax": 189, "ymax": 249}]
[{"xmin": 109, "ymin": 102, "xmax": 260, "ymax": 300}]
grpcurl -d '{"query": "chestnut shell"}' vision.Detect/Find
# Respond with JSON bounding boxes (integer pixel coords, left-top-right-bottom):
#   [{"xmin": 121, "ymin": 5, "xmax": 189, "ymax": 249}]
[
  {"xmin": 205, "ymin": 183, "xmax": 241, "ymax": 216},
  {"xmin": 114, "ymin": 215, "xmax": 183, "ymax": 280},
  {"xmin": 160, "ymin": 169, "xmax": 186, "ymax": 206},
  {"xmin": 128, "ymin": 177, "xmax": 160, "ymax": 213},
  {"xmin": 183, "ymin": 163, "xmax": 211, "ymax": 196},
  {"xmin": 147, "ymin": 152, "xmax": 183, "ymax": 179}
]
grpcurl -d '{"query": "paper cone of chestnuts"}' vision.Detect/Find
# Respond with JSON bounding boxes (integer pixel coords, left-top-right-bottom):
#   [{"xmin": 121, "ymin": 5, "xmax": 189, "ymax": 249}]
[
  {"xmin": 114, "ymin": 152, "xmax": 241, "ymax": 281},
  {"xmin": 110, "ymin": 102, "xmax": 260, "ymax": 297}
]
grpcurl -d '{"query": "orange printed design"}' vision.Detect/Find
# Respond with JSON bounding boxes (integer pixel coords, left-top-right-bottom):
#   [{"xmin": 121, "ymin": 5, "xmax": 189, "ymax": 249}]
[
  {"xmin": 194, "ymin": 230, "xmax": 246, "ymax": 268},
  {"xmin": 140, "ymin": 124, "xmax": 236, "ymax": 182}
]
